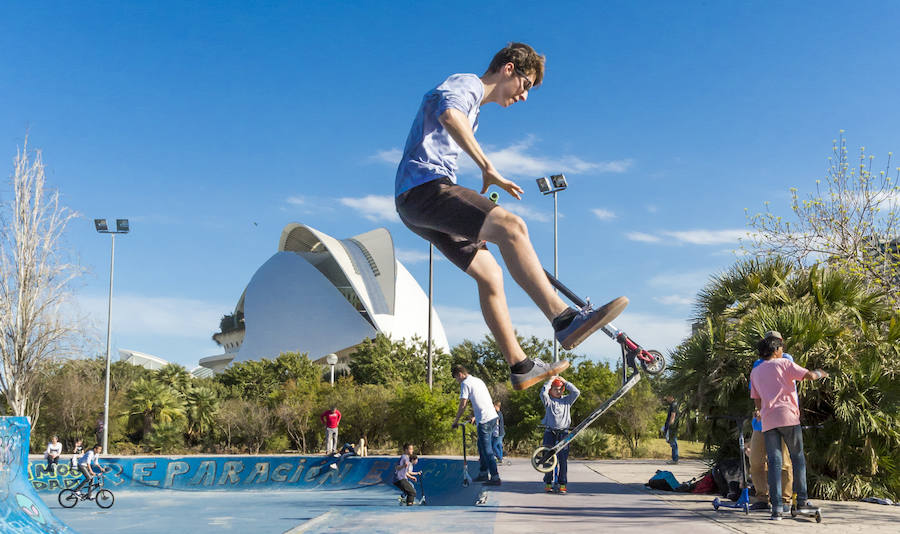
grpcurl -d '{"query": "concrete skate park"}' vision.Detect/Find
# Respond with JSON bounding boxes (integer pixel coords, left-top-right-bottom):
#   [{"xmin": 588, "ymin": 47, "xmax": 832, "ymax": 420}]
[{"xmin": 2, "ymin": 418, "xmax": 897, "ymax": 534}]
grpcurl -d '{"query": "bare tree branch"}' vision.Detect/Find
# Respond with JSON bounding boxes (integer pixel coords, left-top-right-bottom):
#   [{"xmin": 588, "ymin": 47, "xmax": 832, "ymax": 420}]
[{"xmin": 0, "ymin": 137, "xmax": 85, "ymax": 422}]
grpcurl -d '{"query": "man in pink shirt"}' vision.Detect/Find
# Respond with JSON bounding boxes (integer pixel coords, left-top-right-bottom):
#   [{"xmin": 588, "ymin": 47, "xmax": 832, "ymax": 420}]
[{"xmin": 749, "ymin": 336, "xmax": 828, "ymax": 520}]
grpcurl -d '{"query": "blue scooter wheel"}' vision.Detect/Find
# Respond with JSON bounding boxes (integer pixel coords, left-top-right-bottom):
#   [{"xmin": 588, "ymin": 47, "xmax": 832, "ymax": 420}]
[{"xmin": 713, "ymin": 498, "xmax": 720, "ymax": 510}]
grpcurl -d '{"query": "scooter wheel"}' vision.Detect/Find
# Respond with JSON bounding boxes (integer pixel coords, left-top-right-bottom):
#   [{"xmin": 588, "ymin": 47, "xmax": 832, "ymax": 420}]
[
  {"xmin": 790, "ymin": 505, "xmax": 797, "ymax": 518},
  {"xmin": 815, "ymin": 511, "xmax": 822, "ymax": 523},
  {"xmin": 641, "ymin": 350, "xmax": 666, "ymax": 375},
  {"xmin": 712, "ymin": 498, "xmax": 720, "ymax": 510},
  {"xmin": 531, "ymin": 447, "xmax": 557, "ymax": 473},
  {"xmin": 742, "ymin": 503, "xmax": 749, "ymax": 514}
]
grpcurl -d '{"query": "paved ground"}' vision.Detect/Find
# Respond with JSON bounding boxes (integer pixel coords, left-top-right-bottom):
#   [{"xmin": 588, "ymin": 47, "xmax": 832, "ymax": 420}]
[
  {"xmin": 588, "ymin": 459, "xmax": 900, "ymax": 533},
  {"xmin": 41, "ymin": 458, "xmax": 899, "ymax": 533}
]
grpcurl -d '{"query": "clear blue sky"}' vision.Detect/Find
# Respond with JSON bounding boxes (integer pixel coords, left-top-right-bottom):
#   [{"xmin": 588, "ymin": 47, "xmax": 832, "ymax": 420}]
[{"xmin": 2, "ymin": 1, "xmax": 898, "ymax": 368}]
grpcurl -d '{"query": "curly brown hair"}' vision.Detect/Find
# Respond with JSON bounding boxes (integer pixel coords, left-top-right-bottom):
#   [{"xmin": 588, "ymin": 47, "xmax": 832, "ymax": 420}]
[{"xmin": 486, "ymin": 42, "xmax": 546, "ymax": 87}]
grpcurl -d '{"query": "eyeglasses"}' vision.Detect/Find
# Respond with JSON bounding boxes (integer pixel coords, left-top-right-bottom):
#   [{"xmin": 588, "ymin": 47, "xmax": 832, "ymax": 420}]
[{"xmin": 514, "ymin": 67, "xmax": 534, "ymax": 91}]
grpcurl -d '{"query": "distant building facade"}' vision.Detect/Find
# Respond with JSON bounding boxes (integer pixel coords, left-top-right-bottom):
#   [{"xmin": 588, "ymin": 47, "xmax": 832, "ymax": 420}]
[
  {"xmin": 200, "ymin": 223, "xmax": 448, "ymax": 374},
  {"xmin": 119, "ymin": 348, "xmax": 211, "ymax": 378}
]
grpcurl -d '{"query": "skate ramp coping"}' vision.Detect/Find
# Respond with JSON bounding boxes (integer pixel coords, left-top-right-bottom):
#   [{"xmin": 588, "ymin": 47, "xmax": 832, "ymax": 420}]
[
  {"xmin": 28, "ymin": 454, "xmax": 484, "ymax": 506},
  {"xmin": 1, "ymin": 416, "xmax": 77, "ymax": 534}
]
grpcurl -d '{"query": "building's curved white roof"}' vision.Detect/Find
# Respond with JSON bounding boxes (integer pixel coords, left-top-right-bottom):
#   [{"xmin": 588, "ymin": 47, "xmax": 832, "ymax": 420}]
[{"xmin": 229, "ymin": 223, "xmax": 448, "ymax": 365}]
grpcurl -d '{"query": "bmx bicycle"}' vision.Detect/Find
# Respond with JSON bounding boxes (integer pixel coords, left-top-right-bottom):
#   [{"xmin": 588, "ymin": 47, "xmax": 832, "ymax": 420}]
[{"xmin": 58, "ymin": 471, "xmax": 115, "ymax": 509}]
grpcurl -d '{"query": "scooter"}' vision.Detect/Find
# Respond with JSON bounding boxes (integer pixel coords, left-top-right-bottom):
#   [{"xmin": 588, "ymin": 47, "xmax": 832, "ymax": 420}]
[
  {"xmin": 461, "ymin": 423, "xmax": 473, "ymax": 487},
  {"xmin": 790, "ymin": 424, "xmax": 824, "ymax": 523},
  {"xmin": 709, "ymin": 415, "xmax": 751, "ymax": 515}
]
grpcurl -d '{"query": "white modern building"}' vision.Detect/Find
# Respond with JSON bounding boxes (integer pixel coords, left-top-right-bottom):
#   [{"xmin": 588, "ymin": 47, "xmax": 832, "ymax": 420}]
[
  {"xmin": 119, "ymin": 349, "xmax": 168, "ymax": 371},
  {"xmin": 200, "ymin": 223, "xmax": 448, "ymax": 373},
  {"xmin": 119, "ymin": 348, "xmax": 212, "ymax": 378}
]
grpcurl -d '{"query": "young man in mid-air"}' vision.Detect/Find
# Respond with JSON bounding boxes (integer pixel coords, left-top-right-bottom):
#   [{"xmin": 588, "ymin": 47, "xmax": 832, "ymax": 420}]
[{"xmin": 395, "ymin": 42, "xmax": 628, "ymax": 390}]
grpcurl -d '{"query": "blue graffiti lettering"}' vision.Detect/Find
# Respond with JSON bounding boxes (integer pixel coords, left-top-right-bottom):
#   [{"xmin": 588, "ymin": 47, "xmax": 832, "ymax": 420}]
[
  {"xmin": 245, "ymin": 462, "xmax": 269, "ymax": 484},
  {"xmin": 216, "ymin": 461, "xmax": 243, "ymax": 485},
  {"xmin": 164, "ymin": 461, "xmax": 190, "ymax": 487},
  {"xmin": 133, "ymin": 462, "xmax": 160, "ymax": 486},
  {"xmin": 189, "ymin": 461, "xmax": 216, "ymax": 487}
]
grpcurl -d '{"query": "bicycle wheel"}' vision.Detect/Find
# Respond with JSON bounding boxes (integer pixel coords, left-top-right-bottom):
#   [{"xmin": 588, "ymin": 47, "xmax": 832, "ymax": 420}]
[
  {"xmin": 58, "ymin": 489, "xmax": 79, "ymax": 508},
  {"xmin": 95, "ymin": 489, "xmax": 114, "ymax": 509}
]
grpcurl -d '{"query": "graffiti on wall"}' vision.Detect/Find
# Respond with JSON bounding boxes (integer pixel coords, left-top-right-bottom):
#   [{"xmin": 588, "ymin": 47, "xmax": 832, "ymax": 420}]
[
  {"xmin": 1, "ymin": 417, "xmax": 76, "ymax": 534},
  {"xmin": 28, "ymin": 455, "xmax": 398, "ymax": 492}
]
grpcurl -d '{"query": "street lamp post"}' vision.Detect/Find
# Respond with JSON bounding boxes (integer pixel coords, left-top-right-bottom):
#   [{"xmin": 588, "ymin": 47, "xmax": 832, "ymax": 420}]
[
  {"xmin": 535, "ymin": 174, "xmax": 568, "ymax": 363},
  {"xmin": 94, "ymin": 218, "xmax": 129, "ymax": 454},
  {"xmin": 427, "ymin": 244, "xmax": 433, "ymax": 390},
  {"xmin": 326, "ymin": 353, "xmax": 338, "ymax": 386}
]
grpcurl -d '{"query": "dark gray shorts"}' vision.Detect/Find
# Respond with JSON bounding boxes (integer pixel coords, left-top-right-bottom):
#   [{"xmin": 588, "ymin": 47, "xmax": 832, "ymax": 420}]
[{"xmin": 395, "ymin": 178, "xmax": 498, "ymax": 271}]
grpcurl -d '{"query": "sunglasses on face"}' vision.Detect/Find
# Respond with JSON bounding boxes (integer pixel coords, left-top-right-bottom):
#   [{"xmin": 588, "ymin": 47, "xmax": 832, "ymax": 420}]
[{"xmin": 514, "ymin": 67, "xmax": 534, "ymax": 91}]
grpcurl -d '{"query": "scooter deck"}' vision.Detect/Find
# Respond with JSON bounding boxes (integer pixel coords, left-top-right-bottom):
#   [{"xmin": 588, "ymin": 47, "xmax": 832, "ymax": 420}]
[
  {"xmin": 548, "ymin": 371, "xmax": 641, "ymax": 456},
  {"xmin": 791, "ymin": 505, "xmax": 823, "ymax": 523}
]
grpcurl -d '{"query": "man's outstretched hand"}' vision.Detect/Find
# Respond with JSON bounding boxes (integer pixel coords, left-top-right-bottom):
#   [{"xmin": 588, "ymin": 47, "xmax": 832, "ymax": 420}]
[{"xmin": 480, "ymin": 167, "xmax": 523, "ymax": 200}]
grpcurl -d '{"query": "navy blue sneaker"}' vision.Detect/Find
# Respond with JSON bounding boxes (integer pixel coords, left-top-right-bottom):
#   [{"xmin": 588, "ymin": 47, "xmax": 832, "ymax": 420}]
[{"xmin": 554, "ymin": 297, "xmax": 628, "ymax": 350}]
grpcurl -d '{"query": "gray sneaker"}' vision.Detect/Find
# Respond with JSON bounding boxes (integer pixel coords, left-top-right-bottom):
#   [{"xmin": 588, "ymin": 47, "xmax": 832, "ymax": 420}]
[
  {"xmin": 554, "ymin": 296, "xmax": 628, "ymax": 350},
  {"xmin": 770, "ymin": 511, "xmax": 783, "ymax": 521},
  {"xmin": 510, "ymin": 358, "xmax": 571, "ymax": 391}
]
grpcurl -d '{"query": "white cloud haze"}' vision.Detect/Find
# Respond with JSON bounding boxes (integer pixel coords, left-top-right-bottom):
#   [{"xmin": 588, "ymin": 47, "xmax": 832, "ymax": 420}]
[{"xmin": 338, "ymin": 195, "xmax": 400, "ymax": 223}]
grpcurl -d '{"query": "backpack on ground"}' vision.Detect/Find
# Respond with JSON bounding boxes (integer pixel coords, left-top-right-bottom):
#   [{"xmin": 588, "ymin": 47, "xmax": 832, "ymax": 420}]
[
  {"xmin": 712, "ymin": 458, "xmax": 743, "ymax": 501},
  {"xmin": 675, "ymin": 474, "xmax": 701, "ymax": 492},
  {"xmin": 691, "ymin": 471, "xmax": 718, "ymax": 494},
  {"xmin": 646, "ymin": 470, "xmax": 679, "ymax": 491}
]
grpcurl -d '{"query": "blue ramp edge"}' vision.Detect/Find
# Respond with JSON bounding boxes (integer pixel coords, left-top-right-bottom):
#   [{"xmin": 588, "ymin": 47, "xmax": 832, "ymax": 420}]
[
  {"xmin": 28, "ymin": 454, "xmax": 485, "ymax": 506},
  {"xmin": 1, "ymin": 417, "xmax": 77, "ymax": 534}
]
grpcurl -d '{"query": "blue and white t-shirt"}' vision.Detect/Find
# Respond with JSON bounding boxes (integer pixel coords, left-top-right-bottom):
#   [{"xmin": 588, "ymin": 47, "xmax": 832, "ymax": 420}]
[
  {"xmin": 395, "ymin": 73, "xmax": 484, "ymax": 196},
  {"xmin": 78, "ymin": 449, "xmax": 100, "ymax": 467}
]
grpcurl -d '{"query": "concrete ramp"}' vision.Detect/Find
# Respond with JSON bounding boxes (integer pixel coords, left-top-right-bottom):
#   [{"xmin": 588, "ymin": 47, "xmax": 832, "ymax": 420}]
[
  {"xmin": 1, "ymin": 417, "xmax": 76, "ymax": 534},
  {"xmin": 29, "ymin": 454, "xmax": 485, "ymax": 506}
]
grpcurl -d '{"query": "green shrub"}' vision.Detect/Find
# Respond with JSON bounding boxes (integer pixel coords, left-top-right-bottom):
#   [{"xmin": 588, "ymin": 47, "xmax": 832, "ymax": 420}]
[{"xmin": 568, "ymin": 428, "xmax": 611, "ymax": 459}]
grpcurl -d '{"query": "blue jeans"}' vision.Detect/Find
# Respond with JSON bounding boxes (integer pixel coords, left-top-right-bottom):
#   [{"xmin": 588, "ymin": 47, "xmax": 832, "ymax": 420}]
[
  {"xmin": 542, "ymin": 429, "xmax": 569, "ymax": 486},
  {"xmin": 492, "ymin": 434, "xmax": 504, "ymax": 461},
  {"xmin": 667, "ymin": 432, "xmax": 679, "ymax": 462},
  {"xmin": 764, "ymin": 425, "xmax": 808, "ymax": 506},
  {"xmin": 476, "ymin": 418, "xmax": 499, "ymax": 478}
]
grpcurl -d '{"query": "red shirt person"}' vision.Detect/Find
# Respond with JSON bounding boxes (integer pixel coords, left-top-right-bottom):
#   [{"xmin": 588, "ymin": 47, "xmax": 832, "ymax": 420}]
[{"xmin": 320, "ymin": 407, "xmax": 342, "ymax": 455}]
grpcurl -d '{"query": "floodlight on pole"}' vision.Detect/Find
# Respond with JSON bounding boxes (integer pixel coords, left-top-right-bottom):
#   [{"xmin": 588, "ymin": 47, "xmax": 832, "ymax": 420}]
[
  {"xmin": 95, "ymin": 218, "xmax": 129, "ymax": 455},
  {"xmin": 326, "ymin": 353, "xmax": 338, "ymax": 386},
  {"xmin": 535, "ymin": 174, "xmax": 568, "ymax": 363}
]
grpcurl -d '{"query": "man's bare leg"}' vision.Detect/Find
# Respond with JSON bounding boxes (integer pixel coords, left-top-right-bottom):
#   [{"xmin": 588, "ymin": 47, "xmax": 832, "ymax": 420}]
[
  {"xmin": 465, "ymin": 248, "xmax": 528, "ymax": 366},
  {"xmin": 465, "ymin": 236, "xmax": 571, "ymax": 390},
  {"xmin": 478, "ymin": 205, "xmax": 629, "ymax": 351},
  {"xmin": 478, "ymin": 207, "xmax": 569, "ymax": 320}
]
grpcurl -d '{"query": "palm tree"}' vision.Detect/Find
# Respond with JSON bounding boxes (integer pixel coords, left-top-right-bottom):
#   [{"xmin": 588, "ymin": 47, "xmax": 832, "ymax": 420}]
[
  {"xmin": 155, "ymin": 363, "xmax": 192, "ymax": 396},
  {"xmin": 185, "ymin": 386, "xmax": 219, "ymax": 444},
  {"xmin": 125, "ymin": 378, "xmax": 186, "ymax": 440},
  {"xmin": 669, "ymin": 258, "xmax": 900, "ymax": 499}
]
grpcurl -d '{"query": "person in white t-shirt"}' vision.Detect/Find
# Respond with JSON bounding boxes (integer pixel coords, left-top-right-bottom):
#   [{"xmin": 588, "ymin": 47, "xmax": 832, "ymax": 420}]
[
  {"xmin": 74, "ymin": 444, "xmax": 107, "ymax": 498},
  {"xmin": 44, "ymin": 435, "xmax": 63, "ymax": 474},
  {"xmin": 70, "ymin": 438, "xmax": 84, "ymax": 469},
  {"xmin": 451, "ymin": 365, "xmax": 501, "ymax": 485}
]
